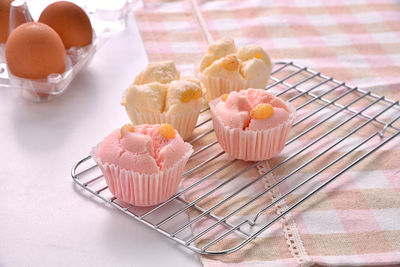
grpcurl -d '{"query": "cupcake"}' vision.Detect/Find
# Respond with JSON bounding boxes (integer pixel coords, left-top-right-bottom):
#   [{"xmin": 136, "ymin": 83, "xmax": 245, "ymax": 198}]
[
  {"xmin": 121, "ymin": 61, "xmax": 203, "ymax": 140},
  {"xmin": 199, "ymin": 38, "xmax": 273, "ymax": 101},
  {"xmin": 92, "ymin": 123, "xmax": 193, "ymax": 206},
  {"xmin": 209, "ymin": 89, "xmax": 295, "ymax": 161}
]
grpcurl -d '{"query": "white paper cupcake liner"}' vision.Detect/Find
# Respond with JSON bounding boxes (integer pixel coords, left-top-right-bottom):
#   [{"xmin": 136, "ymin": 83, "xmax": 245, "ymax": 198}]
[
  {"xmin": 124, "ymin": 107, "xmax": 201, "ymax": 140},
  {"xmin": 91, "ymin": 143, "xmax": 193, "ymax": 207},
  {"xmin": 209, "ymin": 98, "xmax": 296, "ymax": 161},
  {"xmin": 200, "ymin": 65, "xmax": 273, "ymax": 102}
]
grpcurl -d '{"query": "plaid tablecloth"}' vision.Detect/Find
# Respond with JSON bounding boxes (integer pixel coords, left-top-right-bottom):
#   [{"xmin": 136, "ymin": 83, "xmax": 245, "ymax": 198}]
[{"xmin": 134, "ymin": 0, "xmax": 400, "ymax": 266}]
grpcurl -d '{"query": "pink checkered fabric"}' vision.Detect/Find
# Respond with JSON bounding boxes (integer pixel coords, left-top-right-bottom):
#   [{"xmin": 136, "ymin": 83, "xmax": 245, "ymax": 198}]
[{"xmin": 135, "ymin": 0, "xmax": 400, "ymax": 266}]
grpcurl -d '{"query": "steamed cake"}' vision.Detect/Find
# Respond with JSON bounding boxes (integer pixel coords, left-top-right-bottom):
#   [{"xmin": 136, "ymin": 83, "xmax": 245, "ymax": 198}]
[
  {"xmin": 93, "ymin": 123, "xmax": 193, "ymax": 206},
  {"xmin": 200, "ymin": 38, "xmax": 273, "ymax": 101},
  {"xmin": 122, "ymin": 61, "xmax": 203, "ymax": 140}
]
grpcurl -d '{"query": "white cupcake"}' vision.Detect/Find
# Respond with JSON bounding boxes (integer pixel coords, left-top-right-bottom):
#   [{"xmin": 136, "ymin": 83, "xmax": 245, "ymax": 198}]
[
  {"xmin": 199, "ymin": 38, "xmax": 273, "ymax": 101},
  {"xmin": 121, "ymin": 61, "xmax": 203, "ymax": 140}
]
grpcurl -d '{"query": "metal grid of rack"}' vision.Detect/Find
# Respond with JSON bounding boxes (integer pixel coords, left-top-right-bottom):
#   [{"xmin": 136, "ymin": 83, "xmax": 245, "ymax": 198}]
[{"xmin": 71, "ymin": 61, "xmax": 400, "ymax": 255}]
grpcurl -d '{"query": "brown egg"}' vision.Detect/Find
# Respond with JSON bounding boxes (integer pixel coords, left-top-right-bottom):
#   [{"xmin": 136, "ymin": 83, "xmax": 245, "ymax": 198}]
[
  {"xmin": 6, "ymin": 22, "xmax": 66, "ymax": 79},
  {"xmin": 0, "ymin": 0, "xmax": 13, "ymax": 43},
  {"xmin": 38, "ymin": 1, "xmax": 93, "ymax": 49}
]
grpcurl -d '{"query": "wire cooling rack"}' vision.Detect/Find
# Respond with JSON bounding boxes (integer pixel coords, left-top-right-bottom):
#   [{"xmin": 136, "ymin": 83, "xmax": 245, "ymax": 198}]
[{"xmin": 71, "ymin": 61, "xmax": 400, "ymax": 255}]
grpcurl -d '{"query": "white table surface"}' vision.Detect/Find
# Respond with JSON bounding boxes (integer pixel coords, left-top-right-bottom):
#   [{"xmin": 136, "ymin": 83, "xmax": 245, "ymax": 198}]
[{"xmin": 0, "ymin": 14, "xmax": 201, "ymax": 267}]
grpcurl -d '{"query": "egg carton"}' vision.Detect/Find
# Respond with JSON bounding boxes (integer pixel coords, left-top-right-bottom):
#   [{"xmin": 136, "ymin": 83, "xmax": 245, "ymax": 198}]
[{"xmin": 0, "ymin": 0, "xmax": 136, "ymax": 102}]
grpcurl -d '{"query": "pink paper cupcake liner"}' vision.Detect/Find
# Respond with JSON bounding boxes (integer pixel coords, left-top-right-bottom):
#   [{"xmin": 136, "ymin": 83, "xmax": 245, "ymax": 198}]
[
  {"xmin": 124, "ymin": 107, "xmax": 201, "ymax": 140},
  {"xmin": 200, "ymin": 65, "xmax": 273, "ymax": 101},
  {"xmin": 209, "ymin": 98, "xmax": 296, "ymax": 161},
  {"xmin": 91, "ymin": 143, "xmax": 193, "ymax": 206}
]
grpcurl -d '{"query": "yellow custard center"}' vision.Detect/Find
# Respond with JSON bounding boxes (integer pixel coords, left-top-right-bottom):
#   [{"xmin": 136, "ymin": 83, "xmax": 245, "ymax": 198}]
[
  {"xmin": 250, "ymin": 103, "xmax": 274, "ymax": 119},
  {"xmin": 158, "ymin": 124, "xmax": 176, "ymax": 139},
  {"xmin": 254, "ymin": 52, "xmax": 262, "ymax": 59},
  {"xmin": 120, "ymin": 123, "xmax": 135, "ymax": 137},
  {"xmin": 222, "ymin": 55, "xmax": 239, "ymax": 71},
  {"xmin": 181, "ymin": 88, "xmax": 202, "ymax": 103}
]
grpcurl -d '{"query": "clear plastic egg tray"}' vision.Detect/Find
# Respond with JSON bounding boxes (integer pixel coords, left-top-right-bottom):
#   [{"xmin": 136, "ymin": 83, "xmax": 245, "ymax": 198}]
[{"xmin": 0, "ymin": 0, "xmax": 135, "ymax": 102}]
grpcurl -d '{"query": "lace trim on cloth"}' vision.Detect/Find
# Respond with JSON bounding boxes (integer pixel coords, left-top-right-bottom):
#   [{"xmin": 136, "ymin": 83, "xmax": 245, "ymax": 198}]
[{"xmin": 256, "ymin": 161, "xmax": 313, "ymax": 267}]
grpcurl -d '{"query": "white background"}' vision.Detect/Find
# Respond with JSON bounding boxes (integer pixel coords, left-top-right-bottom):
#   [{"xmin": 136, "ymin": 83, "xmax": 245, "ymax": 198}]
[{"xmin": 0, "ymin": 14, "xmax": 201, "ymax": 267}]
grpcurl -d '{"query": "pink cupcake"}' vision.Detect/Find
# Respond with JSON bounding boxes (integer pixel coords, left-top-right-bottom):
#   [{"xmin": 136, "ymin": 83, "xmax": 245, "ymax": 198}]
[
  {"xmin": 92, "ymin": 123, "xmax": 193, "ymax": 206},
  {"xmin": 209, "ymin": 89, "xmax": 295, "ymax": 161}
]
